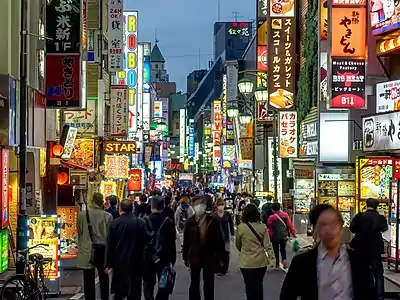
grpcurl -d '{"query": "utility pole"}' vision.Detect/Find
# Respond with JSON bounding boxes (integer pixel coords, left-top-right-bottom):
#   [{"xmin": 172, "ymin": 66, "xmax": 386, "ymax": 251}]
[{"xmin": 17, "ymin": 0, "xmax": 28, "ymax": 273}]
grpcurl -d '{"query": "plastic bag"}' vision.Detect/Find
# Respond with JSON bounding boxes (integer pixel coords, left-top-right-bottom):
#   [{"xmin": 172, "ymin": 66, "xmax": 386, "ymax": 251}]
[{"xmin": 159, "ymin": 265, "xmax": 176, "ymax": 294}]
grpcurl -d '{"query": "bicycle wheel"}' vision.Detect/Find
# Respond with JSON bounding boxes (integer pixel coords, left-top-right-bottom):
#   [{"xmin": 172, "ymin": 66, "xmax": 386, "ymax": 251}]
[{"xmin": 0, "ymin": 274, "xmax": 42, "ymax": 300}]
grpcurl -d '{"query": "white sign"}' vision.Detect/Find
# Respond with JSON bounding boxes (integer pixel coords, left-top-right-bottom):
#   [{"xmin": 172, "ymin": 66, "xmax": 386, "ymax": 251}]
[
  {"xmin": 304, "ymin": 141, "xmax": 318, "ymax": 156},
  {"xmin": 305, "ymin": 122, "xmax": 317, "ymax": 139},
  {"xmin": 363, "ymin": 111, "xmax": 400, "ymax": 152},
  {"xmin": 63, "ymin": 99, "xmax": 96, "ymax": 133},
  {"xmin": 61, "ymin": 127, "xmax": 78, "ymax": 159},
  {"xmin": 279, "ymin": 111, "xmax": 298, "ymax": 158},
  {"xmin": 143, "ymin": 93, "xmax": 150, "ymax": 131},
  {"xmin": 320, "ymin": 112, "xmax": 349, "ymax": 162},
  {"xmin": 137, "ymin": 44, "xmax": 144, "ymax": 146},
  {"xmin": 179, "ymin": 109, "xmax": 186, "ymax": 162},
  {"xmin": 226, "ymin": 62, "xmax": 238, "ymax": 103},
  {"xmin": 268, "ymin": 137, "xmax": 282, "ymax": 201},
  {"xmin": 107, "ymin": 0, "xmax": 123, "ymax": 71},
  {"xmin": 376, "ymin": 80, "xmax": 400, "ymax": 113},
  {"xmin": 110, "ymin": 85, "xmax": 128, "ymax": 137}
]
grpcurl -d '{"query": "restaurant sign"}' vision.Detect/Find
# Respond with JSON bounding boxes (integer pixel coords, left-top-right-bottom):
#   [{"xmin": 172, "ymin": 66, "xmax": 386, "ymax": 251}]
[
  {"xmin": 104, "ymin": 141, "xmax": 137, "ymax": 154},
  {"xmin": 363, "ymin": 111, "xmax": 400, "ymax": 151},
  {"xmin": 376, "ymin": 79, "xmax": 400, "ymax": 113}
]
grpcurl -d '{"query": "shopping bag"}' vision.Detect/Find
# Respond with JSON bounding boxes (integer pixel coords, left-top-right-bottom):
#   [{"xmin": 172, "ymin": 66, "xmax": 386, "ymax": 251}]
[{"xmin": 159, "ymin": 265, "xmax": 176, "ymax": 294}]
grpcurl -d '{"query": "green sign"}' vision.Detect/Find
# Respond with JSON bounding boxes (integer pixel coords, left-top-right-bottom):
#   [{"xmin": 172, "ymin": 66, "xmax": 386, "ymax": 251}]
[{"xmin": 0, "ymin": 230, "xmax": 8, "ymax": 273}]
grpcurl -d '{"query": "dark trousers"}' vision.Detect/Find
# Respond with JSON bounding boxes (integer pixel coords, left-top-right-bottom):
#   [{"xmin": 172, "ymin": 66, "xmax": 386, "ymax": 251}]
[
  {"xmin": 220, "ymin": 251, "xmax": 230, "ymax": 274},
  {"xmin": 143, "ymin": 264, "xmax": 170, "ymax": 300},
  {"xmin": 83, "ymin": 266, "xmax": 109, "ymax": 300},
  {"xmin": 189, "ymin": 265, "xmax": 215, "ymax": 300},
  {"xmin": 370, "ymin": 258, "xmax": 384, "ymax": 300},
  {"xmin": 240, "ymin": 267, "xmax": 267, "ymax": 300},
  {"xmin": 113, "ymin": 272, "xmax": 142, "ymax": 300},
  {"xmin": 272, "ymin": 239, "xmax": 287, "ymax": 267}
]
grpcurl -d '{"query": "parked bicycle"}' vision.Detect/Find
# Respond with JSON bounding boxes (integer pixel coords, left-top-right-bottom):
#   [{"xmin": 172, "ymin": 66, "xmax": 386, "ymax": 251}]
[{"xmin": 0, "ymin": 243, "xmax": 52, "ymax": 300}]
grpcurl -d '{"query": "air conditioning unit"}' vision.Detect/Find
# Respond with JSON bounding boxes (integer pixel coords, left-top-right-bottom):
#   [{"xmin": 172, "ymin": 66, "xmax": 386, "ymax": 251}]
[{"xmin": 69, "ymin": 172, "xmax": 88, "ymax": 190}]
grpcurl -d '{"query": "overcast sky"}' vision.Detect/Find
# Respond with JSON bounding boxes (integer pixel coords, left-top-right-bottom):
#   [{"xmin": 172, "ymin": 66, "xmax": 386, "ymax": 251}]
[{"xmin": 125, "ymin": 0, "xmax": 255, "ymax": 92}]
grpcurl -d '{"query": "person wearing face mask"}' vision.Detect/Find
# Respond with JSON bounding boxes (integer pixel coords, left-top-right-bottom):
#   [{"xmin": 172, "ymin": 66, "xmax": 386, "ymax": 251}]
[
  {"xmin": 214, "ymin": 198, "xmax": 234, "ymax": 275},
  {"xmin": 183, "ymin": 195, "xmax": 226, "ymax": 300}
]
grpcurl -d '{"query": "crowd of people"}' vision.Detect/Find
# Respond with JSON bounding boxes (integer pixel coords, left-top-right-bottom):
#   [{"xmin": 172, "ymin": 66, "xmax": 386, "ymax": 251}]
[{"xmin": 76, "ymin": 187, "xmax": 389, "ymax": 300}]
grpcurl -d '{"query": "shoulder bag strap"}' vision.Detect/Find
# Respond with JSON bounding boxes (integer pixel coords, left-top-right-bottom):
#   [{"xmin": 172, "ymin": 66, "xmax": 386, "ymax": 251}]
[
  {"xmin": 245, "ymin": 222, "xmax": 264, "ymax": 247},
  {"xmin": 274, "ymin": 212, "xmax": 287, "ymax": 228},
  {"xmin": 85, "ymin": 205, "xmax": 95, "ymax": 243}
]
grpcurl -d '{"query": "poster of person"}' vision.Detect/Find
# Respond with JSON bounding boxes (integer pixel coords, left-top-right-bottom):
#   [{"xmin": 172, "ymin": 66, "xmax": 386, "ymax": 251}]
[
  {"xmin": 57, "ymin": 207, "xmax": 78, "ymax": 259},
  {"xmin": 28, "ymin": 216, "xmax": 59, "ymax": 279}
]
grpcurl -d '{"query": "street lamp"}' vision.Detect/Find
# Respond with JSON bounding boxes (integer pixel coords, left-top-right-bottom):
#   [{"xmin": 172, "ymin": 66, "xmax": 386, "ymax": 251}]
[
  {"xmin": 238, "ymin": 78, "xmax": 254, "ymax": 95},
  {"xmin": 227, "ymin": 105, "xmax": 239, "ymax": 118},
  {"xmin": 254, "ymin": 86, "xmax": 268, "ymax": 102},
  {"xmin": 239, "ymin": 112, "xmax": 252, "ymax": 125}
]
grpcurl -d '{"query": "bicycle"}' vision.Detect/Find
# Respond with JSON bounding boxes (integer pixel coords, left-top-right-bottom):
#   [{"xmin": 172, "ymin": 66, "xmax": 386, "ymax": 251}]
[{"xmin": 0, "ymin": 243, "xmax": 52, "ymax": 300}]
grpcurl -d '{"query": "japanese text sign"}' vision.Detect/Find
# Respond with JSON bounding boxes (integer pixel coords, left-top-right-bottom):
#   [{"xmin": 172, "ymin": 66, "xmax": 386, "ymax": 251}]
[
  {"xmin": 376, "ymin": 80, "xmax": 400, "ymax": 113},
  {"xmin": 270, "ymin": 0, "xmax": 296, "ymax": 17},
  {"xmin": 56, "ymin": 206, "xmax": 78, "ymax": 259},
  {"xmin": 104, "ymin": 155, "xmax": 129, "ymax": 179},
  {"xmin": 257, "ymin": 46, "xmax": 267, "ymax": 72},
  {"xmin": 127, "ymin": 169, "xmax": 142, "ymax": 192},
  {"xmin": 363, "ymin": 111, "xmax": 400, "ymax": 151},
  {"xmin": 104, "ymin": 141, "xmax": 137, "ymax": 154},
  {"xmin": 257, "ymin": 0, "xmax": 268, "ymax": 22},
  {"xmin": 332, "ymin": 0, "xmax": 366, "ymax": 5},
  {"xmin": 63, "ymin": 99, "xmax": 96, "ymax": 133},
  {"xmin": 268, "ymin": 18, "xmax": 296, "ymax": 109},
  {"xmin": 321, "ymin": 0, "xmax": 328, "ymax": 40},
  {"xmin": 46, "ymin": 0, "xmax": 81, "ymax": 54},
  {"xmin": 46, "ymin": 54, "xmax": 81, "ymax": 108},
  {"xmin": 110, "ymin": 85, "xmax": 128, "ymax": 137},
  {"xmin": 1, "ymin": 150, "xmax": 9, "ymax": 228},
  {"xmin": 239, "ymin": 137, "xmax": 254, "ymax": 160},
  {"xmin": 100, "ymin": 181, "xmax": 117, "ymax": 197},
  {"xmin": 331, "ymin": 8, "xmax": 366, "ymax": 57},
  {"xmin": 370, "ymin": 0, "xmax": 400, "ymax": 35},
  {"xmin": 330, "ymin": 58, "xmax": 366, "ymax": 108},
  {"xmin": 108, "ymin": 0, "xmax": 124, "ymax": 71},
  {"xmin": 279, "ymin": 111, "xmax": 298, "ymax": 158},
  {"xmin": 213, "ymin": 100, "xmax": 222, "ymax": 131},
  {"xmin": 227, "ymin": 22, "xmax": 251, "ymax": 37}
]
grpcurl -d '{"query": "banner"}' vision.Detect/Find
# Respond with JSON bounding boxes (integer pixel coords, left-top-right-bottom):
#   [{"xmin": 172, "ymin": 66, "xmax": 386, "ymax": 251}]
[
  {"xmin": 107, "ymin": 0, "xmax": 124, "ymax": 71},
  {"xmin": 28, "ymin": 216, "xmax": 59, "ymax": 279},
  {"xmin": 46, "ymin": 54, "xmax": 81, "ymax": 108},
  {"xmin": 1, "ymin": 149, "xmax": 9, "ymax": 228},
  {"xmin": 110, "ymin": 85, "xmax": 128, "ymax": 137},
  {"xmin": 128, "ymin": 169, "xmax": 143, "ymax": 192},
  {"xmin": 278, "ymin": 111, "xmax": 298, "ymax": 158},
  {"xmin": 57, "ymin": 207, "xmax": 78, "ymax": 259}
]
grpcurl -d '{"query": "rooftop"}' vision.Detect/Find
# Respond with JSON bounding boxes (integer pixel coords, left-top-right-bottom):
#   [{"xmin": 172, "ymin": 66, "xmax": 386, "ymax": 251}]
[{"xmin": 151, "ymin": 43, "xmax": 165, "ymax": 63}]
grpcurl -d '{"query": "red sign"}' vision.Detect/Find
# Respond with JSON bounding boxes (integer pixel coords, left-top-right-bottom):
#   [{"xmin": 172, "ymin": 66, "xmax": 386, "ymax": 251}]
[
  {"xmin": 46, "ymin": 54, "xmax": 81, "ymax": 108},
  {"xmin": 128, "ymin": 169, "xmax": 142, "ymax": 192},
  {"xmin": 1, "ymin": 149, "xmax": 9, "ymax": 228},
  {"xmin": 169, "ymin": 163, "xmax": 182, "ymax": 170},
  {"xmin": 257, "ymin": 45, "xmax": 267, "ymax": 71},
  {"xmin": 256, "ymin": 102, "xmax": 273, "ymax": 122}
]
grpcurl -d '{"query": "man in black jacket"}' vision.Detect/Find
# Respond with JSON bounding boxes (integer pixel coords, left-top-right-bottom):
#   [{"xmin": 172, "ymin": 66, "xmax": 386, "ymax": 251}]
[
  {"xmin": 280, "ymin": 204, "xmax": 375, "ymax": 300},
  {"xmin": 105, "ymin": 199, "xmax": 150, "ymax": 300},
  {"xmin": 350, "ymin": 198, "xmax": 388, "ymax": 300},
  {"xmin": 143, "ymin": 196, "xmax": 176, "ymax": 300},
  {"xmin": 135, "ymin": 194, "xmax": 151, "ymax": 218},
  {"xmin": 106, "ymin": 195, "xmax": 120, "ymax": 219}
]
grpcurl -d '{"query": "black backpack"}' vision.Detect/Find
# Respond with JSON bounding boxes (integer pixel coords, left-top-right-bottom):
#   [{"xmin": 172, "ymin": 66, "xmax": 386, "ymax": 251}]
[
  {"xmin": 144, "ymin": 217, "xmax": 170, "ymax": 265},
  {"xmin": 178, "ymin": 206, "xmax": 188, "ymax": 230}
]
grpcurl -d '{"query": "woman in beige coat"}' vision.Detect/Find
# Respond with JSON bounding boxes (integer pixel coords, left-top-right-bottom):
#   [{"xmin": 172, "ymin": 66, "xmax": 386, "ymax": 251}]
[{"xmin": 236, "ymin": 203, "xmax": 275, "ymax": 300}]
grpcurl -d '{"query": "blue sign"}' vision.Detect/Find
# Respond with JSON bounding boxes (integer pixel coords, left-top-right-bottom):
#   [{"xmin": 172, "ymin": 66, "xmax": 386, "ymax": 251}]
[
  {"xmin": 189, "ymin": 127, "xmax": 195, "ymax": 158},
  {"xmin": 143, "ymin": 55, "xmax": 151, "ymax": 92}
]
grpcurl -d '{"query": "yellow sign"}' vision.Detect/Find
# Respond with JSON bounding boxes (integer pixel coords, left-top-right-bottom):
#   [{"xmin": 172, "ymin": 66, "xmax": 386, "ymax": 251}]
[
  {"xmin": 104, "ymin": 155, "xmax": 129, "ymax": 179},
  {"xmin": 100, "ymin": 181, "xmax": 117, "ymax": 197},
  {"xmin": 104, "ymin": 141, "xmax": 137, "ymax": 154},
  {"xmin": 40, "ymin": 149, "xmax": 46, "ymax": 177}
]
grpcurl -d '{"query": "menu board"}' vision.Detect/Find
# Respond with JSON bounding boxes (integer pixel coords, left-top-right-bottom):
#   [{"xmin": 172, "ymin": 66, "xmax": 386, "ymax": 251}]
[
  {"xmin": 359, "ymin": 158, "xmax": 392, "ymax": 200},
  {"xmin": 28, "ymin": 216, "xmax": 59, "ymax": 279},
  {"xmin": 338, "ymin": 181, "xmax": 355, "ymax": 196},
  {"xmin": 0, "ymin": 230, "xmax": 8, "ymax": 273},
  {"xmin": 294, "ymin": 179, "xmax": 314, "ymax": 213},
  {"xmin": 338, "ymin": 197, "xmax": 355, "ymax": 211},
  {"xmin": 318, "ymin": 197, "xmax": 337, "ymax": 206},
  {"xmin": 68, "ymin": 139, "xmax": 95, "ymax": 169},
  {"xmin": 57, "ymin": 207, "xmax": 78, "ymax": 259}
]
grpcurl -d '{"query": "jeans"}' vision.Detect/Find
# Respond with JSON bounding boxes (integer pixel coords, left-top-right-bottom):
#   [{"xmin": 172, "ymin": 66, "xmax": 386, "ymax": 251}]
[
  {"xmin": 370, "ymin": 258, "xmax": 384, "ymax": 300},
  {"xmin": 143, "ymin": 264, "xmax": 170, "ymax": 300},
  {"xmin": 240, "ymin": 267, "xmax": 267, "ymax": 300},
  {"xmin": 83, "ymin": 266, "xmax": 109, "ymax": 300},
  {"xmin": 272, "ymin": 239, "xmax": 287, "ymax": 267},
  {"xmin": 189, "ymin": 265, "xmax": 215, "ymax": 300}
]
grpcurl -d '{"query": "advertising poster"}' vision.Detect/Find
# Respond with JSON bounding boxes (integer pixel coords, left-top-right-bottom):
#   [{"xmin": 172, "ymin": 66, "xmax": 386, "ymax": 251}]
[
  {"xmin": 370, "ymin": 0, "xmax": 400, "ymax": 35},
  {"xmin": 56, "ymin": 207, "xmax": 78, "ymax": 259},
  {"xmin": 153, "ymin": 101, "xmax": 162, "ymax": 118},
  {"xmin": 239, "ymin": 137, "xmax": 254, "ymax": 160},
  {"xmin": 143, "ymin": 42, "xmax": 151, "ymax": 93},
  {"xmin": 257, "ymin": 46, "xmax": 267, "ymax": 72},
  {"xmin": 1, "ymin": 149, "xmax": 9, "ymax": 228},
  {"xmin": 268, "ymin": 18, "xmax": 295, "ymax": 109},
  {"xmin": 320, "ymin": 0, "xmax": 328, "ymax": 40},
  {"xmin": 63, "ymin": 99, "xmax": 96, "ymax": 133},
  {"xmin": 279, "ymin": 111, "xmax": 298, "ymax": 158},
  {"xmin": 269, "ymin": 0, "xmax": 296, "ymax": 17},
  {"xmin": 104, "ymin": 155, "xmax": 129, "ymax": 179},
  {"xmin": 128, "ymin": 169, "xmax": 143, "ymax": 192},
  {"xmin": 107, "ymin": 0, "xmax": 123, "ymax": 71},
  {"xmin": 0, "ymin": 230, "xmax": 8, "ymax": 273},
  {"xmin": 68, "ymin": 139, "xmax": 95, "ymax": 169},
  {"xmin": 358, "ymin": 158, "xmax": 392, "ymax": 200},
  {"xmin": 110, "ymin": 85, "xmax": 128, "ymax": 137},
  {"xmin": 222, "ymin": 145, "xmax": 237, "ymax": 169},
  {"xmin": 28, "ymin": 216, "xmax": 59, "ymax": 279},
  {"xmin": 101, "ymin": 181, "xmax": 117, "ymax": 198},
  {"xmin": 376, "ymin": 79, "xmax": 400, "ymax": 113},
  {"xmin": 330, "ymin": 58, "xmax": 366, "ymax": 108},
  {"xmin": 331, "ymin": 8, "xmax": 366, "ymax": 57},
  {"xmin": 46, "ymin": 54, "xmax": 81, "ymax": 108},
  {"xmin": 268, "ymin": 137, "xmax": 282, "ymax": 200}
]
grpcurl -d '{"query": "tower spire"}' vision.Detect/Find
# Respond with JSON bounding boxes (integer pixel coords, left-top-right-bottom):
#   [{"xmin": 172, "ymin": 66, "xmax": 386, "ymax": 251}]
[{"xmin": 155, "ymin": 28, "xmax": 159, "ymax": 44}]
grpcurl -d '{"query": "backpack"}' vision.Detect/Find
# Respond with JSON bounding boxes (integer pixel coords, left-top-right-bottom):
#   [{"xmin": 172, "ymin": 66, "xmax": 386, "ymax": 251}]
[
  {"xmin": 178, "ymin": 206, "xmax": 188, "ymax": 230},
  {"xmin": 144, "ymin": 217, "xmax": 170, "ymax": 265},
  {"xmin": 272, "ymin": 213, "xmax": 289, "ymax": 241}
]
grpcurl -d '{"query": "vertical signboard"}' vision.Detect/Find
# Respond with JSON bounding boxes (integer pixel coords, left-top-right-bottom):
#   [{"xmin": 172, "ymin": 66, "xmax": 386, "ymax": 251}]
[
  {"xmin": 107, "ymin": 0, "xmax": 124, "ymax": 71},
  {"xmin": 115, "ymin": 11, "xmax": 138, "ymax": 139},
  {"xmin": 268, "ymin": 16, "xmax": 296, "ymax": 110},
  {"xmin": 330, "ymin": 1, "xmax": 367, "ymax": 109},
  {"xmin": 189, "ymin": 120, "xmax": 195, "ymax": 158},
  {"xmin": 222, "ymin": 74, "xmax": 227, "ymax": 141},
  {"xmin": 256, "ymin": 0, "xmax": 267, "ymax": 104},
  {"xmin": 110, "ymin": 85, "xmax": 128, "ymax": 137},
  {"xmin": 1, "ymin": 150, "xmax": 9, "ymax": 228},
  {"xmin": 45, "ymin": 0, "xmax": 81, "ymax": 108},
  {"xmin": 143, "ymin": 92, "xmax": 151, "ymax": 131},
  {"xmin": 179, "ymin": 109, "xmax": 186, "ymax": 162},
  {"xmin": 321, "ymin": 0, "xmax": 328, "ymax": 40},
  {"xmin": 143, "ymin": 42, "xmax": 151, "ymax": 93},
  {"xmin": 137, "ymin": 43, "xmax": 144, "ymax": 147},
  {"xmin": 212, "ymin": 100, "xmax": 222, "ymax": 167},
  {"xmin": 278, "ymin": 111, "xmax": 298, "ymax": 158}
]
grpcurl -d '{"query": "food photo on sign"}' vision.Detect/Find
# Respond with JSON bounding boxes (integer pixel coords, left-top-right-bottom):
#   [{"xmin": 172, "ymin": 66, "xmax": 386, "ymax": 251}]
[
  {"xmin": 270, "ymin": 0, "xmax": 295, "ymax": 17},
  {"xmin": 331, "ymin": 58, "xmax": 366, "ymax": 108},
  {"xmin": 370, "ymin": 0, "xmax": 400, "ymax": 35},
  {"xmin": 279, "ymin": 111, "xmax": 298, "ymax": 158},
  {"xmin": 57, "ymin": 207, "xmax": 78, "ymax": 259}
]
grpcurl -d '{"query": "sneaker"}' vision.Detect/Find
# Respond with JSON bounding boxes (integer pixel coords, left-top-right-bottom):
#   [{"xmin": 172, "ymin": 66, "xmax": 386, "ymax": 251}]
[{"xmin": 282, "ymin": 260, "xmax": 288, "ymax": 269}]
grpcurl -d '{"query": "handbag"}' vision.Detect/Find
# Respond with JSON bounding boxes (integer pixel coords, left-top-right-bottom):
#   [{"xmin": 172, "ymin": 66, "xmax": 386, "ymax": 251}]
[
  {"xmin": 245, "ymin": 222, "xmax": 269, "ymax": 258},
  {"xmin": 85, "ymin": 206, "xmax": 106, "ymax": 267},
  {"xmin": 158, "ymin": 265, "xmax": 176, "ymax": 294}
]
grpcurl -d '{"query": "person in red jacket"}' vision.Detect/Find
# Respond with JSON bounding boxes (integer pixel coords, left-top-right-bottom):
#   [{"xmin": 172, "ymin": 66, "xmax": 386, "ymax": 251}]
[{"xmin": 267, "ymin": 202, "xmax": 296, "ymax": 269}]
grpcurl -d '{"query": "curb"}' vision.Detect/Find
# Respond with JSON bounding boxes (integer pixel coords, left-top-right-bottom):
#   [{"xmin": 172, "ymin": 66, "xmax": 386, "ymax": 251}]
[{"xmin": 385, "ymin": 274, "xmax": 400, "ymax": 288}]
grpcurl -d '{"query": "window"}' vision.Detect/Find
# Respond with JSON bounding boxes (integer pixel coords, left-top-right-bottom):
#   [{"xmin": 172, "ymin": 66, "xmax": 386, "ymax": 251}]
[
  {"xmin": 156, "ymin": 73, "xmax": 159, "ymax": 79},
  {"xmin": 176, "ymin": 122, "xmax": 179, "ymax": 130},
  {"xmin": 155, "ymin": 64, "xmax": 159, "ymax": 69}
]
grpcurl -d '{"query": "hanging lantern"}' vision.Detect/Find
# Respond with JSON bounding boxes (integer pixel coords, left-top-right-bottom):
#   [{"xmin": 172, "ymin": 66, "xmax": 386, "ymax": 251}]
[
  {"xmin": 57, "ymin": 172, "xmax": 69, "ymax": 185},
  {"xmin": 52, "ymin": 144, "xmax": 64, "ymax": 157}
]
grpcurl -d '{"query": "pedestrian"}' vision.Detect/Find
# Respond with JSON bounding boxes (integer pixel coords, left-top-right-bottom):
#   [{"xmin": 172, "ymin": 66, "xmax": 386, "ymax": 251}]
[
  {"xmin": 106, "ymin": 195, "xmax": 120, "ymax": 219},
  {"xmin": 214, "ymin": 198, "xmax": 234, "ymax": 275},
  {"xmin": 105, "ymin": 199, "xmax": 150, "ymax": 300},
  {"xmin": 183, "ymin": 195, "xmax": 225, "ymax": 300},
  {"xmin": 236, "ymin": 203, "xmax": 275, "ymax": 300},
  {"xmin": 234, "ymin": 193, "xmax": 242, "ymax": 226},
  {"xmin": 175, "ymin": 196, "xmax": 194, "ymax": 233},
  {"xmin": 261, "ymin": 202, "xmax": 273, "ymax": 225},
  {"xmin": 267, "ymin": 202, "xmax": 297, "ymax": 269},
  {"xmin": 350, "ymin": 198, "xmax": 388, "ymax": 300},
  {"xmin": 77, "ymin": 193, "xmax": 112, "ymax": 300},
  {"xmin": 163, "ymin": 195, "xmax": 175, "ymax": 225},
  {"xmin": 280, "ymin": 204, "xmax": 376, "ymax": 300},
  {"xmin": 135, "ymin": 194, "xmax": 151, "ymax": 218},
  {"xmin": 143, "ymin": 196, "xmax": 177, "ymax": 300}
]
